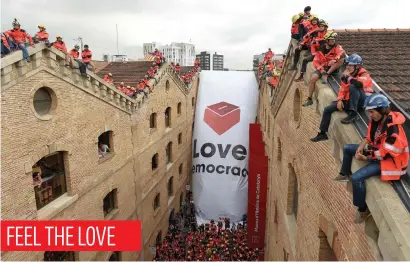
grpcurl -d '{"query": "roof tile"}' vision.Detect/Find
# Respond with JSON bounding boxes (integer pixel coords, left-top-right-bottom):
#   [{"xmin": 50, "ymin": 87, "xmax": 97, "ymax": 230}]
[{"xmin": 336, "ymin": 29, "xmax": 410, "ymax": 112}]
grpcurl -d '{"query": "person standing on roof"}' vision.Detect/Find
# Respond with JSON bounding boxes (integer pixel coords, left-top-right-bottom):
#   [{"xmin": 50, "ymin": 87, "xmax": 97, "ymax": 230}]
[
  {"xmin": 81, "ymin": 44, "xmax": 95, "ymax": 72},
  {"xmin": 5, "ymin": 19, "xmax": 34, "ymax": 62},
  {"xmin": 335, "ymin": 94, "xmax": 408, "ymax": 223},
  {"xmin": 175, "ymin": 63, "xmax": 181, "ymax": 74},
  {"xmin": 294, "ymin": 19, "xmax": 328, "ymax": 81},
  {"xmin": 265, "ymin": 48, "xmax": 274, "ymax": 60},
  {"xmin": 147, "ymin": 67, "xmax": 155, "ymax": 79},
  {"xmin": 290, "ymin": 13, "xmax": 304, "ymax": 54},
  {"xmin": 290, "ymin": 14, "xmax": 319, "ymax": 71},
  {"xmin": 310, "ymin": 54, "xmax": 374, "ymax": 142},
  {"xmin": 117, "ymin": 82, "xmax": 125, "ymax": 91},
  {"xmin": 103, "ymin": 73, "xmax": 113, "ymax": 83},
  {"xmin": 33, "ymin": 25, "xmax": 49, "ymax": 44},
  {"xmin": 303, "ymin": 31, "xmax": 346, "ymax": 107},
  {"xmin": 303, "ymin": 6, "xmax": 311, "ymax": 17}
]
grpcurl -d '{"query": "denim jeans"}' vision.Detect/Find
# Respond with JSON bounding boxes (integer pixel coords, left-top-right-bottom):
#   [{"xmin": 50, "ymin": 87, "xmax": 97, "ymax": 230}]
[
  {"xmin": 319, "ymin": 84, "xmax": 367, "ymax": 133},
  {"xmin": 17, "ymin": 43, "xmax": 29, "ymax": 61},
  {"xmin": 301, "ymin": 54, "xmax": 314, "ymax": 73},
  {"xmin": 341, "ymin": 144, "xmax": 381, "ymax": 209},
  {"xmin": 1, "ymin": 42, "xmax": 10, "ymax": 55}
]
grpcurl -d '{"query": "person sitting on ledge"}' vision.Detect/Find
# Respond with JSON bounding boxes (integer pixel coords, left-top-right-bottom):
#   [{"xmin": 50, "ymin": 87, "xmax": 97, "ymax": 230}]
[
  {"xmin": 103, "ymin": 72, "xmax": 113, "ymax": 83},
  {"xmin": 303, "ymin": 5, "xmax": 312, "ymax": 18},
  {"xmin": 335, "ymin": 94, "xmax": 408, "ymax": 223},
  {"xmin": 294, "ymin": 19, "xmax": 328, "ymax": 81},
  {"xmin": 175, "ymin": 63, "xmax": 181, "ymax": 74},
  {"xmin": 5, "ymin": 19, "xmax": 34, "ymax": 62},
  {"xmin": 33, "ymin": 24, "xmax": 49, "ymax": 45},
  {"xmin": 291, "ymin": 14, "xmax": 319, "ymax": 71},
  {"xmin": 303, "ymin": 31, "xmax": 346, "ymax": 107},
  {"xmin": 81, "ymin": 44, "xmax": 95, "ymax": 72},
  {"xmin": 1, "ymin": 33, "xmax": 11, "ymax": 57},
  {"xmin": 310, "ymin": 54, "xmax": 374, "ymax": 142}
]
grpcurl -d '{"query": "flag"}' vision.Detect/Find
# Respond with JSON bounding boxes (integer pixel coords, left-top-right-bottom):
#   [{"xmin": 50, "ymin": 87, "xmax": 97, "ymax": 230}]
[{"xmin": 144, "ymin": 52, "xmax": 156, "ymax": 61}]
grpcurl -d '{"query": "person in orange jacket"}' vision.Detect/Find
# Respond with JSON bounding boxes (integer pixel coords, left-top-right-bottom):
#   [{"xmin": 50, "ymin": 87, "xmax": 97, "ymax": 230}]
[
  {"xmin": 294, "ymin": 19, "xmax": 328, "ymax": 81},
  {"xmin": 265, "ymin": 48, "xmax": 274, "ymax": 60},
  {"xmin": 81, "ymin": 44, "xmax": 95, "ymax": 72},
  {"xmin": 5, "ymin": 19, "xmax": 34, "ymax": 62},
  {"xmin": 303, "ymin": 6, "xmax": 311, "ymax": 18},
  {"xmin": 311, "ymin": 54, "xmax": 374, "ymax": 142},
  {"xmin": 194, "ymin": 58, "xmax": 200, "ymax": 66},
  {"xmin": 103, "ymin": 73, "xmax": 113, "ymax": 83},
  {"xmin": 335, "ymin": 94, "xmax": 408, "ymax": 223},
  {"xmin": 1, "ymin": 33, "xmax": 11, "ymax": 56},
  {"xmin": 68, "ymin": 45, "xmax": 81, "ymax": 68},
  {"xmin": 117, "ymin": 82, "xmax": 125, "ymax": 92},
  {"xmin": 33, "ymin": 24, "xmax": 49, "ymax": 44},
  {"xmin": 175, "ymin": 63, "xmax": 181, "ymax": 73},
  {"xmin": 51, "ymin": 35, "xmax": 71, "ymax": 67},
  {"xmin": 303, "ymin": 31, "xmax": 346, "ymax": 107},
  {"xmin": 147, "ymin": 67, "xmax": 155, "ymax": 78}
]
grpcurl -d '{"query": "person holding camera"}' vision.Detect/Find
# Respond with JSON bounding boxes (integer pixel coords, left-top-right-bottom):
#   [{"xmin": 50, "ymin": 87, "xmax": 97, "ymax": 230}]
[{"xmin": 334, "ymin": 94, "xmax": 409, "ymax": 223}]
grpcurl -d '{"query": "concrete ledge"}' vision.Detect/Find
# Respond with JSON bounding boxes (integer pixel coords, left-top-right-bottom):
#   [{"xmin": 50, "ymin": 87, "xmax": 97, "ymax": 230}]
[{"xmin": 304, "ymin": 62, "xmax": 410, "ymax": 261}]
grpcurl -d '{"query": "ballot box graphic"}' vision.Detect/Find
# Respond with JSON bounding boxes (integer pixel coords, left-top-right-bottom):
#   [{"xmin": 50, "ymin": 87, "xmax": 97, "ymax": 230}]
[{"xmin": 204, "ymin": 101, "xmax": 241, "ymax": 135}]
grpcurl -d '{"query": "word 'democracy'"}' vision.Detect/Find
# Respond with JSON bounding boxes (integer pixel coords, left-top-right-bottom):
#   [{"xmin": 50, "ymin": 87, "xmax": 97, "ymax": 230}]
[
  {"xmin": 192, "ymin": 139, "xmax": 248, "ymax": 177},
  {"xmin": 1, "ymin": 220, "xmax": 141, "ymax": 251}
]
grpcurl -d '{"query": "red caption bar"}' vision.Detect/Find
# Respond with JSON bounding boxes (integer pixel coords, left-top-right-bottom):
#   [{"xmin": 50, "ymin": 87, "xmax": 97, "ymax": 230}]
[{"xmin": 1, "ymin": 220, "xmax": 141, "ymax": 251}]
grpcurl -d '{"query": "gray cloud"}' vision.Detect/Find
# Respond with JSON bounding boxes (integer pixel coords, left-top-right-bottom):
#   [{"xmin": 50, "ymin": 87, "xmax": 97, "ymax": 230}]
[{"xmin": 2, "ymin": 0, "xmax": 410, "ymax": 69}]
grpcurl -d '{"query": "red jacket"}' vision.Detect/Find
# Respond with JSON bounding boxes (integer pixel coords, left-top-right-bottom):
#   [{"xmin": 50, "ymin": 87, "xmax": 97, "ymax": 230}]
[
  {"xmin": 310, "ymin": 30, "xmax": 327, "ymax": 56},
  {"xmin": 300, "ymin": 25, "xmax": 319, "ymax": 47},
  {"xmin": 367, "ymin": 111, "xmax": 409, "ymax": 181},
  {"xmin": 336, "ymin": 68, "xmax": 373, "ymax": 101},
  {"xmin": 35, "ymin": 31, "xmax": 49, "ymax": 41},
  {"xmin": 103, "ymin": 75, "xmax": 113, "ymax": 83},
  {"xmin": 313, "ymin": 44, "xmax": 345, "ymax": 72},
  {"xmin": 69, "ymin": 49, "xmax": 79, "ymax": 59},
  {"xmin": 5, "ymin": 28, "xmax": 33, "ymax": 45},
  {"xmin": 53, "ymin": 41, "xmax": 67, "ymax": 53},
  {"xmin": 81, "ymin": 50, "xmax": 92, "ymax": 62}
]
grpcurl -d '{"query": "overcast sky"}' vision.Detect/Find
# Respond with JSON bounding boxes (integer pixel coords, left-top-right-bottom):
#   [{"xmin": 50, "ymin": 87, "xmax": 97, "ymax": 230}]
[{"xmin": 2, "ymin": 0, "xmax": 409, "ymax": 70}]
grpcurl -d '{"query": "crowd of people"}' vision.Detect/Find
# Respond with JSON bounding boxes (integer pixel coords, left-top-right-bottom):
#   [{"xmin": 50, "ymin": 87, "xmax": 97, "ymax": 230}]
[
  {"xmin": 154, "ymin": 191, "xmax": 261, "ymax": 261},
  {"xmin": 282, "ymin": 6, "xmax": 409, "ymax": 223},
  {"xmin": 1, "ymin": 19, "xmax": 200, "ymax": 99},
  {"xmin": 257, "ymin": 48, "xmax": 284, "ymax": 91}
]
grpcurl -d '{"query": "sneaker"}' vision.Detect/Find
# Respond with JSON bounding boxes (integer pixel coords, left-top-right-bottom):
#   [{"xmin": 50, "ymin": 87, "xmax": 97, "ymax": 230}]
[
  {"xmin": 26, "ymin": 58, "xmax": 31, "ymax": 63},
  {"xmin": 310, "ymin": 132, "xmax": 328, "ymax": 142},
  {"xmin": 341, "ymin": 114, "xmax": 358, "ymax": 124},
  {"xmin": 333, "ymin": 174, "xmax": 349, "ymax": 182},
  {"xmin": 354, "ymin": 209, "xmax": 371, "ymax": 224},
  {"xmin": 302, "ymin": 99, "xmax": 313, "ymax": 107}
]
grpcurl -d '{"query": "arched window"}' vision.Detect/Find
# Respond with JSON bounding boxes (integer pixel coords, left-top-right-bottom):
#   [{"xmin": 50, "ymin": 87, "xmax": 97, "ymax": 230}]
[
  {"xmin": 167, "ymin": 177, "xmax": 174, "ymax": 197},
  {"xmin": 178, "ymin": 133, "xmax": 182, "ymax": 144},
  {"xmin": 150, "ymin": 113, "xmax": 157, "ymax": 129},
  {"xmin": 179, "ymin": 163, "xmax": 183, "ymax": 176},
  {"xmin": 191, "ymin": 97, "xmax": 195, "ymax": 107},
  {"xmin": 177, "ymin": 102, "xmax": 182, "ymax": 115},
  {"xmin": 155, "ymin": 231, "xmax": 162, "ymax": 246},
  {"xmin": 152, "ymin": 153, "xmax": 159, "ymax": 170},
  {"xmin": 165, "ymin": 80, "xmax": 170, "ymax": 91},
  {"xmin": 165, "ymin": 107, "xmax": 171, "ymax": 128},
  {"xmin": 154, "ymin": 193, "xmax": 160, "ymax": 210},
  {"xmin": 98, "ymin": 131, "xmax": 113, "ymax": 158},
  {"xmin": 166, "ymin": 142, "xmax": 173, "ymax": 164},
  {"xmin": 103, "ymin": 189, "xmax": 118, "ymax": 217},
  {"xmin": 33, "ymin": 152, "xmax": 68, "ymax": 210}
]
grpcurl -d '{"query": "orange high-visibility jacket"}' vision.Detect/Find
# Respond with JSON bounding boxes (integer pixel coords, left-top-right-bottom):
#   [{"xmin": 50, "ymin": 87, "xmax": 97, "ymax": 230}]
[
  {"xmin": 367, "ymin": 111, "xmax": 409, "ymax": 181},
  {"xmin": 291, "ymin": 23, "xmax": 299, "ymax": 34},
  {"xmin": 5, "ymin": 28, "xmax": 33, "ymax": 44},
  {"xmin": 310, "ymin": 30, "xmax": 327, "ymax": 56},
  {"xmin": 103, "ymin": 75, "xmax": 113, "ymax": 83},
  {"xmin": 313, "ymin": 44, "xmax": 345, "ymax": 72},
  {"xmin": 35, "ymin": 31, "xmax": 49, "ymax": 41},
  {"xmin": 336, "ymin": 67, "xmax": 373, "ymax": 101},
  {"xmin": 81, "ymin": 50, "xmax": 92, "ymax": 62},
  {"xmin": 270, "ymin": 76, "xmax": 278, "ymax": 87},
  {"xmin": 53, "ymin": 41, "xmax": 67, "ymax": 52},
  {"xmin": 69, "ymin": 49, "xmax": 79, "ymax": 59},
  {"xmin": 300, "ymin": 25, "xmax": 319, "ymax": 47}
]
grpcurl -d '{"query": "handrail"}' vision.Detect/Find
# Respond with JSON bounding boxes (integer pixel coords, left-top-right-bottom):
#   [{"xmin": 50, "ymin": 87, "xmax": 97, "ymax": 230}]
[{"xmin": 328, "ymin": 74, "xmax": 410, "ymax": 213}]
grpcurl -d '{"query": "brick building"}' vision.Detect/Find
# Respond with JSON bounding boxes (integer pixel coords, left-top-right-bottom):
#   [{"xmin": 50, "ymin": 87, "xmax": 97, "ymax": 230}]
[
  {"xmin": 1, "ymin": 43, "xmax": 198, "ymax": 261},
  {"xmin": 257, "ymin": 29, "xmax": 410, "ymax": 261}
]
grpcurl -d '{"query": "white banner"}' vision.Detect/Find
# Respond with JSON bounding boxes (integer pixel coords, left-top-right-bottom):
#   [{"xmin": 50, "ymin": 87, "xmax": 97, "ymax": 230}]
[{"xmin": 192, "ymin": 71, "xmax": 259, "ymax": 223}]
